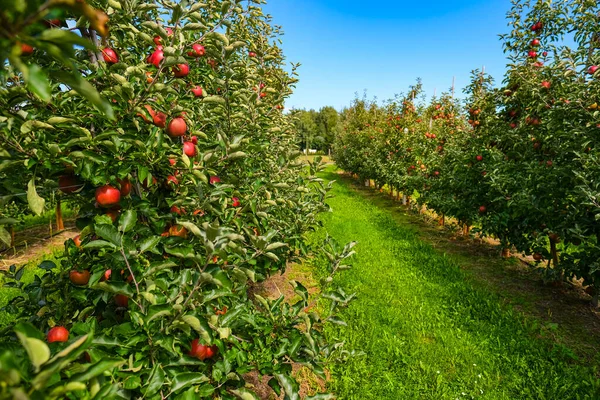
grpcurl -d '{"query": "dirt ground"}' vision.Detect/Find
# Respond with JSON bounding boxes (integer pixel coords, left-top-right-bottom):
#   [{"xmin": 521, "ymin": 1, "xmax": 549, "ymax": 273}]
[
  {"xmin": 244, "ymin": 264, "xmax": 327, "ymax": 399},
  {"xmin": 0, "ymin": 221, "xmax": 78, "ymax": 269}
]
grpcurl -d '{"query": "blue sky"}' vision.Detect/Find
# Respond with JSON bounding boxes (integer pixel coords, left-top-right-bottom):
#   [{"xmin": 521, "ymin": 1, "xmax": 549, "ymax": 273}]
[{"xmin": 262, "ymin": 0, "xmax": 512, "ymax": 111}]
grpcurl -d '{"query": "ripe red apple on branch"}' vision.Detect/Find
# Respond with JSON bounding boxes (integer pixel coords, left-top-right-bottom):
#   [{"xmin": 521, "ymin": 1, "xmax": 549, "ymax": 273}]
[
  {"xmin": 172, "ymin": 63, "xmax": 189, "ymax": 78},
  {"xmin": 153, "ymin": 27, "xmax": 173, "ymax": 45},
  {"xmin": 95, "ymin": 185, "xmax": 121, "ymax": 207},
  {"xmin": 167, "ymin": 117, "xmax": 187, "ymax": 137},
  {"xmin": 47, "ymin": 326, "xmax": 69, "ymax": 343},
  {"xmin": 187, "ymin": 44, "xmax": 205, "ymax": 57},
  {"xmin": 183, "ymin": 141, "xmax": 197, "ymax": 156},
  {"xmin": 191, "ymin": 86, "xmax": 203, "ymax": 97},
  {"xmin": 102, "ymin": 48, "xmax": 118, "ymax": 64}
]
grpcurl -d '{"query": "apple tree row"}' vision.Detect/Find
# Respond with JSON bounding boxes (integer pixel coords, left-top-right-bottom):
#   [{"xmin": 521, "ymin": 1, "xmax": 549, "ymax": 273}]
[{"xmin": 0, "ymin": 0, "xmax": 354, "ymax": 398}]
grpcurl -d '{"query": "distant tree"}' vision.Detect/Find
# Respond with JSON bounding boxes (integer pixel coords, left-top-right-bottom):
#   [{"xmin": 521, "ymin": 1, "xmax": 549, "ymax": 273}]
[
  {"xmin": 291, "ymin": 108, "xmax": 319, "ymax": 153},
  {"xmin": 292, "ymin": 107, "xmax": 339, "ymax": 153},
  {"xmin": 315, "ymin": 106, "xmax": 340, "ymax": 153}
]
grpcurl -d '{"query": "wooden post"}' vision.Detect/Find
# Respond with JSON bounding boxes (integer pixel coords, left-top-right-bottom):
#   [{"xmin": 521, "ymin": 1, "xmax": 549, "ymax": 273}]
[{"xmin": 56, "ymin": 198, "xmax": 65, "ymax": 231}]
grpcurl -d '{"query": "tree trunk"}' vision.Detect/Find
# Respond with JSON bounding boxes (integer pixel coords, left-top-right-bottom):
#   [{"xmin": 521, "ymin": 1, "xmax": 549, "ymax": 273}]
[
  {"xmin": 501, "ymin": 248, "xmax": 510, "ymax": 258},
  {"xmin": 550, "ymin": 238, "xmax": 559, "ymax": 269},
  {"xmin": 463, "ymin": 224, "xmax": 470, "ymax": 236},
  {"xmin": 10, "ymin": 225, "xmax": 15, "ymax": 248},
  {"xmin": 56, "ymin": 198, "xmax": 65, "ymax": 231},
  {"xmin": 438, "ymin": 214, "xmax": 445, "ymax": 226}
]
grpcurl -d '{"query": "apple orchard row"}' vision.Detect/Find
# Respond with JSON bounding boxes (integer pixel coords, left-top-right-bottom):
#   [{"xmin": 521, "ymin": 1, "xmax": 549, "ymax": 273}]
[{"xmin": 334, "ymin": 3, "xmax": 600, "ymax": 298}]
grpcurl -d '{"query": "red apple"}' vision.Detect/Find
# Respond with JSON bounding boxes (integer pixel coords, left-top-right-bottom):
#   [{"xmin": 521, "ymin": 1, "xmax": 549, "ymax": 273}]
[
  {"xmin": 433, "ymin": 171, "xmax": 440, "ymax": 177},
  {"xmin": 20, "ymin": 43, "xmax": 34, "ymax": 56},
  {"xmin": 183, "ymin": 141, "xmax": 197, "ymax": 157},
  {"xmin": 69, "ymin": 270, "xmax": 91, "ymax": 285},
  {"xmin": 170, "ymin": 205, "xmax": 186, "ymax": 215},
  {"xmin": 153, "ymin": 27, "xmax": 173, "ymax": 45},
  {"xmin": 479, "ymin": 205, "xmax": 487, "ymax": 214},
  {"xmin": 95, "ymin": 185, "xmax": 121, "ymax": 207},
  {"xmin": 118, "ymin": 178, "xmax": 132, "ymax": 196},
  {"xmin": 44, "ymin": 19, "xmax": 63, "ymax": 28},
  {"xmin": 541, "ymin": 81, "xmax": 551, "ymax": 89},
  {"xmin": 73, "ymin": 235, "xmax": 82, "ymax": 248},
  {"xmin": 189, "ymin": 339, "xmax": 217, "ymax": 360},
  {"xmin": 589, "ymin": 65, "xmax": 599, "ymax": 75},
  {"xmin": 248, "ymin": 51, "xmax": 257, "ymax": 57},
  {"xmin": 102, "ymin": 269, "xmax": 112, "ymax": 281},
  {"xmin": 147, "ymin": 48, "xmax": 164, "ymax": 68},
  {"xmin": 167, "ymin": 117, "xmax": 187, "ymax": 137},
  {"xmin": 187, "ymin": 44, "xmax": 205, "ymax": 57},
  {"xmin": 191, "ymin": 136, "xmax": 198, "ymax": 145},
  {"xmin": 114, "ymin": 294, "xmax": 129, "ymax": 308},
  {"xmin": 105, "ymin": 210, "xmax": 119, "ymax": 222},
  {"xmin": 47, "ymin": 326, "xmax": 69, "ymax": 343},
  {"xmin": 259, "ymin": 92, "xmax": 267, "ymax": 98},
  {"xmin": 166, "ymin": 175, "xmax": 179, "ymax": 185},
  {"xmin": 528, "ymin": 50, "xmax": 537, "ymax": 58},
  {"xmin": 153, "ymin": 111, "xmax": 167, "ymax": 128},
  {"xmin": 546, "ymin": 160, "xmax": 553, "ymax": 167},
  {"xmin": 172, "ymin": 64, "xmax": 189, "ymax": 78},
  {"xmin": 531, "ymin": 21, "xmax": 543, "ymax": 31},
  {"xmin": 102, "ymin": 48, "xmax": 118, "ymax": 64},
  {"xmin": 209, "ymin": 176, "xmax": 221, "ymax": 185},
  {"xmin": 531, "ymin": 38, "xmax": 540, "ymax": 46},
  {"xmin": 232, "ymin": 197, "xmax": 240, "ymax": 207},
  {"xmin": 191, "ymin": 86, "xmax": 203, "ymax": 97},
  {"xmin": 476, "ymin": 155, "xmax": 483, "ymax": 161},
  {"xmin": 169, "ymin": 159, "xmax": 177, "ymax": 166}
]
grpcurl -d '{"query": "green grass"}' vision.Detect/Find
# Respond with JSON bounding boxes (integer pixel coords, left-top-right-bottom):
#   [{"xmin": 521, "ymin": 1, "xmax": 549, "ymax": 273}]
[
  {"xmin": 0, "ymin": 251, "xmax": 62, "ymax": 327},
  {"xmin": 314, "ymin": 165, "xmax": 600, "ymax": 400},
  {"xmin": 16, "ymin": 203, "xmax": 77, "ymax": 232}
]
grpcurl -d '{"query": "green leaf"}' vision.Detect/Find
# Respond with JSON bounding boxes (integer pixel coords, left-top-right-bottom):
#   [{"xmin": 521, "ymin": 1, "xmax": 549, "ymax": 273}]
[
  {"xmin": 306, "ymin": 394, "xmax": 335, "ymax": 400},
  {"xmin": 27, "ymin": 179, "xmax": 45, "ymax": 216},
  {"xmin": 52, "ymin": 71, "xmax": 114, "ymax": 119},
  {"xmin": 39, "ymin": 260, "xmax": 57, "ymax": 270},
  {"xmin": 95, "ymin": 224, "xmax": 121, "ymax": 246},
  {"xmin": 26, "ymin": 64, "xmax": 52, "ymax": 101},
  {"xmin": 144, "ymin": 364, "xmax": 165, "ymax": 395},
  {"xmin": 91, "ymin": 281, "xmax": 134, "ymax": 297},
  {"xmin": 230, "ymin": 388, "xmax": 260, "ymax": 400},
  {"xmin": 70, "ymin": 358, "xmax": 125, "ymax": 383},
  {"xmin": 83, "ymin": 240, "xmax": 117, "ymax": 250},
  {"xmin": 0, "ymin": 226, "xmax": 11, "ymax": 247},
  {"xmin": 203, "ymin": 96, "xmax": 226, "ymax": 105},
  {"xmin": 170, "ymin": 372, "xmax": 209, "ymax": 393},
  {"xmin": 139, "ymin": 236, "xmax": 161, "ymax": 253},
  {"xmin": 227, "ymin": 151, "xmax": 246, "ymax": 160},
  {"xmin": 146, "ymin": 304, "xmax": 172, "ymax": 323},
  {"xmin": 14, "ymin": 323, "xmax": 50, "ymax": 371},
  {"xmin": 118, "ymin": 210, "xmax": 137, "ymax": 233},
  {"xmin": 274, "ymin": 374, "xmax": 299, "ymax": 400},
  {"xmin": 265, "ymin": 242, "xmax": 287, "ymax": 251},
  {"xmin": 40, "ymin": 29, "xmax": 92, "ymax": 49}
]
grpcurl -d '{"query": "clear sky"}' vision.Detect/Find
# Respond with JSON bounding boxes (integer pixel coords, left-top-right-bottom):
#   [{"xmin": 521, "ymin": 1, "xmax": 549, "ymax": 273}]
[{"xmin": 262, "ymin": 0, "xmax": 512, "ymax": 111}]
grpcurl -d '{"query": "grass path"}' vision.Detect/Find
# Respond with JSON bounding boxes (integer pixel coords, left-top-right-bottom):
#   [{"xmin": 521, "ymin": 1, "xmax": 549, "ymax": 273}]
[{"xmin": 315, "ymin": 166, "xmax": 600, "ymax": 399}]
